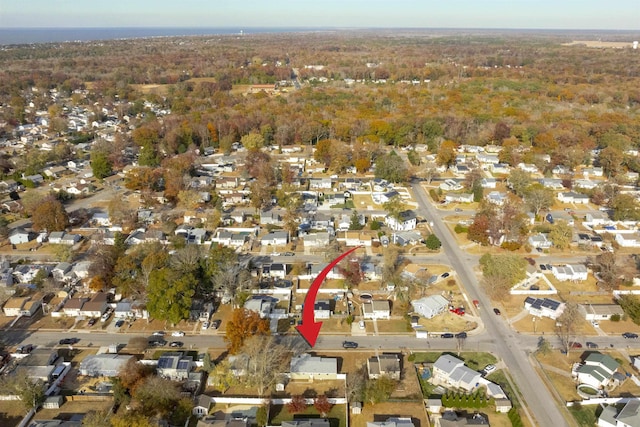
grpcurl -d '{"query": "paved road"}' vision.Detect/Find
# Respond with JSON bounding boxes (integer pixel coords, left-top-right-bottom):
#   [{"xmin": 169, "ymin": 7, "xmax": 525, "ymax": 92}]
[{"xmin": 410, "ymin": 178, "xmax": 570, "ymax": 427}]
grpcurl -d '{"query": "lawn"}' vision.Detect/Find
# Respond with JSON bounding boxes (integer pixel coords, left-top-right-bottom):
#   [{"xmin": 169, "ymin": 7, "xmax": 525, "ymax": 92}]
[
  {"xmin": 269, "ymin": 403, "xmax": 346, "ymax": 427},
  {"xmin": 376, "ymin": 319, "xmax": 413, "ymax": 334},
  {"xmin": 409, "ymin": 352, "xmax": 497, "ymax": 371},
  {"xmin": 568, "ymin": 404, "xmax": 599, "ymax": 427},
  {"xmin": 350, "ymin": 401, "xmax": 428, "ymax": 427}
]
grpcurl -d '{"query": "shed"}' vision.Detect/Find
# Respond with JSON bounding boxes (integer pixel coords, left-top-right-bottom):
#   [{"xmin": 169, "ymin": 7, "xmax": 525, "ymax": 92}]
[{"xmin": 42, "ymin": 395, "xmax": 65, "ymax": 409}]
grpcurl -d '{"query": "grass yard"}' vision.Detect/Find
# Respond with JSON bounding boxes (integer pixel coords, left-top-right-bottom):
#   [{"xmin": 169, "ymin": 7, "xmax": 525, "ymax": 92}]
[
  {"xmin": 376, "ymin": 319, "xmax": 413, "ymax": 333},
  {"xmin": 0, "ymin": 400, "xmax": 28, "ymax": 427},
  {"xmin": 34, "ymin": 400, "xmax": 113, "ymax": 423},
  {"xmin": 568, "ymin": 404, "xmax": 599, "ymax": 427},
  {"xmin": 409, "ymin": 352, "xmax": 497, "ymax": 371},
  {"xmin": 269, "ymin": 403, "xmax": 346, "ymax": 427},
  {"xmin": 350, "ymin": 401, "xmax": 428, "ymax": 427}
]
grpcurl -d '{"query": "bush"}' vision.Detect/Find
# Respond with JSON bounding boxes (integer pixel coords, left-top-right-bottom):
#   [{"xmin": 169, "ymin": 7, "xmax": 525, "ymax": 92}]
[
  {"xmin": 610, "ymin": 314, "xmax": 621, "ymax": 322},
  {"xmin": 370, "ymin": 221, "xmax": 381, "ymax": 231},
  {"xmin": 454, "ymin": 224, "xmax": 468, "ymax": 234},
  {"xmin": 501, "ymin": 241, "xmax": 521, "ymax": 251},
  {"xmin": 429, "ymin": 189, "xmax": 440, "ymax": 202},
  {"xmin": 425, "ymin": 234, "xmax": 442, "ymax": 250}
]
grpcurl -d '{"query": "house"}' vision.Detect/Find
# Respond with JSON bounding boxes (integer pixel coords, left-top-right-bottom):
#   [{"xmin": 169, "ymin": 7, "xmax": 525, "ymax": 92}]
[
  {"xmin": 52, "ymin": 262, "xmax": 73, "ymax": 282},
  {"xmin": 444, "ymin": 193, "xmax": 474, "ymax": 204},
  {"xmin": 490, "ymin": 163, "xmax": 510, "ymax": 174},
  {"xmin": 260, "ymin": 208, "xmax": 285, "ymax": 226},
  {"xmin": 157, "ymin": 352, "xmax": 193, "ymax": 381},
  {"xmin": 385, "ymin": 210, "xmax": 417, "ymax": 232},
  {"xmin": 392, "ymin": 231, "xmax": 423, "ymax": 246},
  {"xmin": 573, "ymin": 352, "xmax": 620, "ymax": 389},
  {"xmin": 558, "ymin": 191, "xmax": 590, "ymax": 204},
  {"xmin": 367, "ymin": 418, "xmax": 415, "ymax": 427},
  {"xmin": 528, "ymin": 233, "xmax": 552, "ymax": 249},
  {"xmin": 574, "ymin": 179, "xmax": 599, "ymax": 190},
  {"xmin": 21, "ymin": 294, "xmax": 43, "ymax": 317},
  {"xmin": 72, "ymin": 261, "xmax": 91, "ymax": 280},
  {"xmin": 289, "ymin": 353, "xmax": 339, "ymax": 381},
  {"xmin": 282, "ymin": 420, "xmax": 331, "ymax": 427},
  {"xmin": 518, "ymin": 163, "xmax": 539, "ymax": 174},
  {"xmin": 551, "ymin": 264, "xmax": 588, "ymax": 282},
  {"xmin": 314, "ymin": 299, "xmax": 332, "ymax": 319},
  {"xmin": 379, "ymin": 190, "xmax": 400, "ymax": 204},
  {"xmin": 91, "ymin": 212, "xmax": 111, "ymax": 227},
  {"xmin": 309, "ymin": 178, "xmax": 333, "ymax": 189},
  {"xmin": 582, "ymin": 167, "xmax": 604, "ymax": 177},
  {"xmin": 3, "ymin": 296, "xmax": 30, "ymax": 316},
  {"xmin": 302, "ymin": 232, "xmax": 330, "ymax": 248},
  {"xmin": 261, "ymin": 231, "xmax": 289, "ymax": 246},
  {"xmin": 9, "ymin": 227, "xmax": 32, "ymax": 245},
  {"xmin": 439, "ymin": 412, "xmax": 490, "ymax": 427},
  {"xmin": 243, "ymin": 295, "xmax": 276, "ymax": 318},
  {"xmin": 198, "ymin": 418, "xmax": 250, "ymax": 427},
  {"xmin": 193, "ymin": 394, "xmax": 213, "ymax": 418},
  {"xmin": 439, "ymin": 179, "xmax": 463, "ymax": 191},
  {"xmin": 583, "ymin": 304, "xmax": 625, "ymax": 321},
  {"xmin": 42, "ymin": 395, "xmax": 65, "ymax": 409},
  {"xmin": 79, "ymin": 354, "xmax": 135, "ymax": 376},
  {"xmin": 13, "ymin": 264, "xmax": 52, "ymax": 283},
  {"xmin": 486, "ymin": 191, "xmax": 507, "ymax": 206},
  {"xmin": 362, "ymin": 300, "xmax": 391, "ymax": 320},
  {"xmin": 539, "ymin": 178, "xmax": 565, "ymax": 190},
  {"xmin": 615, "ymin": 232, "xmax": 640, "ymax": 248},
  {"xmin": 431, "ymin": 354, "xmax": 482, "ymax": 392},
  {"xmin": 62, "ymin": 297, "xmax": 90, "ymax": 317},
  {"xmin": 367, "ymin": 354, "xmax": 401, "ymax": 380},
  {"xmin": 78, "ymin": 293, "xmax": 109, "ymax": 318},
  {"xmin": 411, "ymin": 295, "xmax": 449, "ymax": 319},
  {"xmin": 480, "ymin": 178, "xmax": 497, "ymax": 189},
  {"xmin": 598, "ymin": 400, "xmax": 640, "ymax": 427},
  {"xmin": 48, "ymin": 231, "xmax": 81, "ymax": 245},
  {"xmin": 524, "ymin": 297, "xmax": 565, "ymax": 319}
]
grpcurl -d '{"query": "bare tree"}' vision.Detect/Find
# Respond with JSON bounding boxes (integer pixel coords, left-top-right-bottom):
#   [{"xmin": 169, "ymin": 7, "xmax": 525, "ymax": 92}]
[
  {"xmin": 556, "ymin": 302, "xmax": 580, "ymax": 355},
  {"xmin": 240, "ymin": 335, "xmax": 291, "ymax": 396}
]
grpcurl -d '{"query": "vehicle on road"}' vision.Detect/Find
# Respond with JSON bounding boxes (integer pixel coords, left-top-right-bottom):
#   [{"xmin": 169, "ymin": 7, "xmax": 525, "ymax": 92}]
[
  {"xmin": 540, "ymin": 264, "xmax": 547, "ymax": 270},
  {"xmin": 454, "ymin": 208, "xmax": 462, "ymax": 212},
  {"xmin": 586, "ymin": 342, "xmax": 598, "ymax": 349},
  {"xmin": 171, "ymin": 331, "xmax": 185, "ymax": 337},
  {"xmin": 441, "ymin": 272, "xmax": 450, "ymax": 278},
  {"xmin": 441, "ymin": 333, "xmax": 454, "ymax": 338},
  {"xmin": 483, "ymin": 364, "xmax": 497, "ymax": 375},
  {"xmin": 59, "ymin": 338, "xmax": 79, "ymax": 345},
  {"xmin": 16, "ymin": 344, "xmax": 34, "ymax": 354},
  {"xmin": 283, "ymin": 252, "xmax": 295, "ymax": 256},
  {"xmin": 342, "ymin": 341, "xmax": 358, "ymax": 349},
  {"xmin": 149, "ymin": 339, "xmax": 167, "ymax": 347},
  {"xmin": 169, "ymin": 341, "xmax": 184, "ymax": 348},
  {"xmin": 152, "ymin": 331, "xmax": 165, "ymax": 336},
  {"xmin": 493, "ymin": 308, "xmax": 501, "ymax": 315},
  {"xmin": 211, "ymin": 319, "xmax": 221, "ymax": 330},
  {"xmin": 591, "ymin": 321, "xmax": 599, "ymax": 327},
  {"xmin": 450, "ymin": 307, "xmax": 465, "ymax": 316},
  {"xmin": 570, "ymin": 342, "xmax": 583, "ymax": 348},
  {"xmin": 623, "ymin": 332, "xmax": 639, "ymax": 339},
  {"xmin": 455, "ymin": 332, "xmax": 467, "ymax": 339},
  {"xmin": 472, "ymin": 300, "xmax": 479, "ymax": 309}
]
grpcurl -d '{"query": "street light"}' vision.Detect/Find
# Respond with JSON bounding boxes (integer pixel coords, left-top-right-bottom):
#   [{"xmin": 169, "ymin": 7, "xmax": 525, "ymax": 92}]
[{"xmin": 532, "ymin": 317, "xmax": 537, "ymax": 334}]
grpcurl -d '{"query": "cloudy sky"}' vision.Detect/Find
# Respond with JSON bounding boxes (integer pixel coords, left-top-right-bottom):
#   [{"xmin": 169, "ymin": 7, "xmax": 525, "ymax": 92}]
[{"xmin": 2, "ymin": 0, "xmax": 638, "ymax": 30}]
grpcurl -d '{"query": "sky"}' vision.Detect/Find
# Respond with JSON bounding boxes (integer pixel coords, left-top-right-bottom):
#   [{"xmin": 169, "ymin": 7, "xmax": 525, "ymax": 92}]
[{"xmin": 1, "ymin": 0, "xmax": 639, "ymax": 30}]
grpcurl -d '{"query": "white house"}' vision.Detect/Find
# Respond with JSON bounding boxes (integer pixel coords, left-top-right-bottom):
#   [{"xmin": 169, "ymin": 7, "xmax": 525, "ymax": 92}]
[
  {"xmin": 485, "ymin": 191, "xmax": 507, "ymax": 206},
  {"xmin": 598, "ymin": 400, "xmax": 640, "ymax": 427},
  {"xmin": 431, "ymin": 354, "xmax": 482, "ymax": 392},
  {"xmin": 444, "ymin": 193, "xmax": 474, "ymax": 204},
  {"xmin": 557, "ymin": 191, "xmax": 590, "ymax": 204},
  {"xmin": 411, "ymin": 295, "xmax": 449, "ymax": 319},
  {"xmin": 385, "ymin": 210, "xmax": 417, "ymax": 231},
  {"xmin": 289, "ymin": 353, "xmax": 339, "ymax": 381},
  {"xmin": 9, "ymin": 228, "xmax": 32, "ymax": 245},
  {"xmin": 439, "ymin": 179, "xmax": 463, "ymax": 191},
  {"xmin": 314, "ymin": 299, "xmax": 332, "ymax": 319},
  {"xmin": 524, "ymin": 297, "xmax": 565, "ymax": 319},
  {"xmin": 79, "ymin": 354, "xmax": 135, "ymax": 377},
  {"xmin": 362, "ymin": 300, "xmax": 391, "ymax": 320},
  {"xmin": 615, "ymin": 232, "xmax": 640, "ymax": 248},
  {"xmin": 573, "ymin": 352, "xmax": 619, "ymax": 389},
  {"xmin": 261, "ymin": 231, "xmax": 289, "ymax": 246},
  {"xmin": 552, "ymin": 264, "xmax": 588, "ymax": 282},
  {"xmin": 528, "ymin": 233, "xmax": 552, "ymax": 249}
]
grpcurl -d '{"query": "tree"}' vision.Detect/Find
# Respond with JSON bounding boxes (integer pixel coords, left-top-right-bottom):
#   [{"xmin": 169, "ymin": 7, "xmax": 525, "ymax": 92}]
[
  {"xmin": 110, "ymin": 412, "xmax": 154, "ymax": 427},
  {"xmin": 467, "ymin": 214, "xmax": 490, "ymax": 245},
  {"xmin": 314, "ymin": 395, "xmax": 333, "ymax": 417},
  {"xmin": 81, "ymin": 409, "xmax": 112, "ymax": 427},
  {"xmin": 479, "ymin": 253, "xmax": 527, "ymax": 287},
  {"xmin": 241, "ymin": 133, "xmax": 265, "ymax": 150},
  {"xmin": 338, "ymin": 258, "xmax": 363, "ymax": 288},
  {"xmin": 90, "ymin": 149, "xmax": 113, "ymax": 179},
  {"xmin": 382, "ymin": 196, "xmax": 407, "ymax": 220},
  {"xmin": 224, "ymin": 308, "xmax": 270, "ymax": 354},
  {"xmin": 118, "ymin": 357, "xmax": 153, "ymax": 393},
  {"xmin": 374, "ymin": 151, "xmax": 408, "ymax": 183},
  {"xmin": 609, "ymin": 193, "xmax": 640, "ymax": 221},
  {"xmin": 32, "ymin": 196, "xmax": 69, "ymax": 232},
  {"xmin": 425, "ymin": 234, "xmax": 442, "ymax": 250},
  {"xmin": 363, "ymin": 375, "xmax": 397, "ymax": 405},
  {"xmin": 132, "ymin": 376, "xmax": 182, "ymax": 417},
  {"xmin": 436, "ymin": 140, "xmax": 457, "ymax": 168},
  {"xmin": 287, "ymin": 395, "xmax": 307, "ymax": 414},
  {"xmin": 1, "ymin": 368, "xmax": 45, "ymax": 411},
  {"xmin": 598, "ymin": 146, "xmax": 624, "ymax": 177},
  {"xmin": 619, "ymin": 294, "xmax": 640, "ymax": 325},
  {"xmin": 208, "ymin": 359, "xmax": 238, "ymax": 393},
  {"xmin": 256, "ymin": 405, "xmax": 268, "ymax": 427},
  {"xmin": 556, "ymin": 302, "xmax": 580, "ymax": 355},
  {"xmin": 208, "ymin": 252, "xmax": 252, "ymax": 308},
  {"xmin": 524, "ymin": 184, "xmax": 554, "ymax": 217},
  {"xmin": 536, "ymin": 337, "xmax": 552, "ymax": 355},
  {"xmin": 346, "ymin": 364, "xmax": 368, "ymax": 403},
  {"xmin": 240, "ymin": 335, "xmax": 291, "ymax": 396},
  {"xmin": 349, "ymin": 210, "xmax": 363, "ymax": 230},
  {"xmin": 507, "ymin": 169, "xmax": 532, "ymax": 198},
  {"xmin": 592, "ymin": 252, "xmax": 622, "ymax": 291},
  {"xmin": 407, "ymin": 149, "xmax": 421, "ymax": 166},
  {"xmin": 549, "ymin": 221, "xmax": 573, "ymax": 250},
  {"xmin": 147, "ymin": 268, "xmax": 196, "ymax": 324}
]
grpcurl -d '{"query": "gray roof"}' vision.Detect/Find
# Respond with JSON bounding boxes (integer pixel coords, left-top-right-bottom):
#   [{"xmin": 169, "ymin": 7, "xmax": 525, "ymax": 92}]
[
  {"xmin": 290, "ymin": 353, "xmax": 337, "ymax": 375},
  {"xmin": 367, "ymin": 418, "xmax": 415, "ymax": 427},
  {"xmin": 434, "ymin": 354, "xmax": 464, "ymax": 376},
  {"xmin": 282, "ymin": 420, "xmax": 330, "ymax": 427},
  {"xmin": 79, "ymin": 354, "xmax": 134, "ymax": 376},
  {"xmin": 584, "ymin": 352, "xmax": 620, "ymax": 373},
  {"xmin": 617, "ymin": 400, "xmax": 640, "ymax": 427}
]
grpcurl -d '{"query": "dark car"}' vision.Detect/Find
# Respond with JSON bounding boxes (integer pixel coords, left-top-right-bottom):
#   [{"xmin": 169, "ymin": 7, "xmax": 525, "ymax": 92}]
[
  {"xmin": 149, "ymin": 339, "xmax": 167, "ymax": 347},
  {"xmin": 623, "ymin": 332, "xmax": 639, "ymax": 339},
  {"xmin": 16, "ymin": 344, "xmax": 34, "ymax": 354},
  {"xmin": 493, "ymin": 308, "xmax": 501, "ymax": 315},
  {"xmin": 115, "ymin": 319, "xmax": 125, "ymax": 328},
  {"xmin": 283, "ymin": 252, "xmax": 295, "ymax": 256},
  {"xmin": 455, "ymin": 332, "xmax": 467, "ymax": 339},
  {"xmin": 211, "ymin": 319, "xmax": 222, "ymax": 330},
  {"xmin": 586, "ymin": 342, "xmax": 598, "ymax": 349},
  {"xmin": 540, "ymin": 264, "xmax": 547, "ymax": 271},
  {"xmin": 441, "ymin": 333, "xmax": 454, "ymax": 338},
  {"xmin": 570, "ymin": 342, "xmax": 583, "ymax": 348},
  {"xmin": 87, "ymin": 318, "xmax": 97, "ymax": 326},
  {"xmin": 169, "ymin": 341, "xmax": 184, "ymax": 348},
  {"xmin": 59, "ymin": 338, "xmax": 79, "ymax": 345},
  {"xmin": 441, "ymin": 272, "xmax": 450, "ymax": 279},
  {"xmin": 342, "ymin": 341, "xmax": 358, "ymax": 349}
]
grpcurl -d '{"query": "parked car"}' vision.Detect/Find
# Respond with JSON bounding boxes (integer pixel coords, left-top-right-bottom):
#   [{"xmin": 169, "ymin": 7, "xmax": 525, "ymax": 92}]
[
  {"xmin": 359, "ymin": 320, "xmax": 365, "ymax": 329},
  {"xmin": 570, "ymin": 342, "xmax": 583, "ymax": 348},
  {"xmin": 342, "ymin": 341, "xmax": 358, "ymax": 349},
  {"xmin": 454, "ymin": 208, "xmax": 462, "ymax": 212},
  {"xmin": 59, "ymin": 338, "xmax": 79, "ymax": 345},
  {"xmin": 171, "ymin": 331, "xmax": 185, "ymax": 337},
  {"xmin": 169, "ymin": 341, "xmax": 184, "ymax": 348},
  {"xmin": 540, "ymin": 264, "xmax": 547, "ymax": 271},
  {"xmin": 441, "ymin": 333, "xmax": 454, "ymax": 338},
  {"xmin": 115, "ymin": 319, "xmax": 125, "ymax": 328},
  {"xmin": 202, "ymin": 321, "xmax": 209, "ymax": 330},
  {"xmin": 591, "ymin": 321, "xmax": 600, "ymax": 327},
  {"xmin": 441, "ymin": 272, "xmax": 450, "ymax": 279},
  {"xmin": 493, "ymin": 308, "xmax": 501, "ymax": 315},
  {"xmin": 483, "ymin": 364, "xmax": 497, "ymax": 375},
  {"xmin": 16, "ymin": 344, "xmax": 34, "ymax": 354},
  {"xmin": 87, "ymin": 318, "xmax": 97, "ymax": 326},
  {"xmin": 623, "ymin": 332, "xmax": 639, "ymax": 339},
  {"xmin": 455, "ymin": 332, "xmax": 467, "ymax": 339},
  {"xmin": 152, "ymin": 331, "xmax": 165, "ymax": 336},
  {"xmin": 586, "ymin": 342, "xmax": 598, "ymax": 349},
  {"xmin": 545, "ymin": 264, "xmax": 552, "ymax": 270},
  {"xmin": 283, "ymin": 252, "xmax": 295, "ymax": 256},
  {"xmin": 211, "ymin": 320, "xmax": 221, "ymax": 330},
  {"xmin": 149, "ymin": 339, "xmax": 167, "ymax": 347}
]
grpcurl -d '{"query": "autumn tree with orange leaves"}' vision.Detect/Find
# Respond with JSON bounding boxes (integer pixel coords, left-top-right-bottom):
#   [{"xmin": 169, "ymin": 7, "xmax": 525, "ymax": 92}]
[{"xmin": 225, "ymin": 308, "xmax": 270, "ymax": 354}]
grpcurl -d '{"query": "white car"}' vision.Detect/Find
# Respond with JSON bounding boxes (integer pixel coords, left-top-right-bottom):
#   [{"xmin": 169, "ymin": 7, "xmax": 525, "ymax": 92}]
[
  {"xmin": 359, "ymin": 320, "xmax": 365, "ymax": 329},
  {"xmin": 592, "ymin": 321, "xmax": 600, "ymax": 327},
  {"xmin": 202, "ymin": 321, "xmax": 209, "ymax": 330},
  {"xmin": 171, "ymin": 331, "xmax": 185, "ymax": 337},
  {"xmin": 483, "ymin": 364, "xmax": 497, "ymax": 375}
]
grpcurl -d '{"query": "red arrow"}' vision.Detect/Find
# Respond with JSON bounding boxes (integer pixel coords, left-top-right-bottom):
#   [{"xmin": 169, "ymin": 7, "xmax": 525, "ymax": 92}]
[{"xmin": 296, "ymin": 246, "xmax": 362, "ymax": 347}]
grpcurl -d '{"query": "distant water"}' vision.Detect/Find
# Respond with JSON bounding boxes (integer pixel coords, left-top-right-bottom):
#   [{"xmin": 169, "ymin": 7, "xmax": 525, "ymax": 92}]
[{"xmin": 0, "ymin": 27, "xmax": 322, "ymax": 45}]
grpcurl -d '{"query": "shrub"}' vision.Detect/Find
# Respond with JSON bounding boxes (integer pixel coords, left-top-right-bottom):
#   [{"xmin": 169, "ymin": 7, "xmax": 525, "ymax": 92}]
[
  {"xmin": 610, "ymin": 314, "xmax": 621, "ymax": 322},
  {"xmin": 454, "ymin": 224, "xmax": 468, "ymax": 234},
  {"xmin": 500, "ymin": 241, "xmax": 521, "ymax": 251}
]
